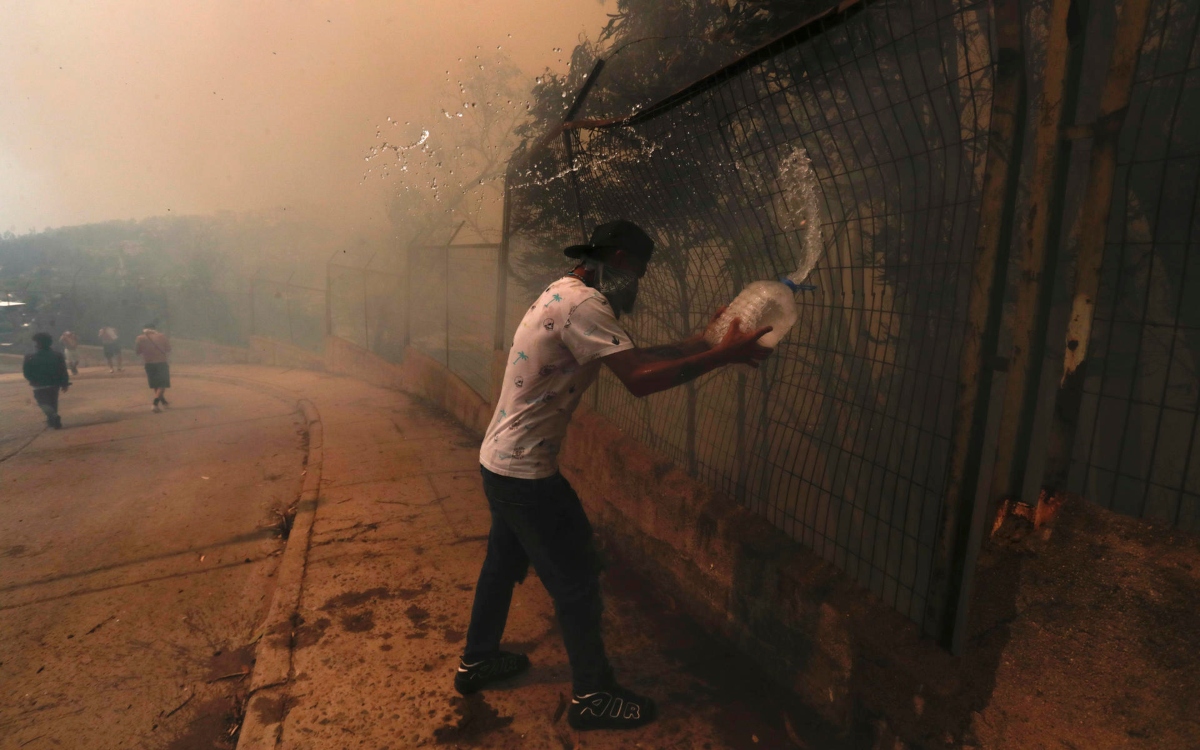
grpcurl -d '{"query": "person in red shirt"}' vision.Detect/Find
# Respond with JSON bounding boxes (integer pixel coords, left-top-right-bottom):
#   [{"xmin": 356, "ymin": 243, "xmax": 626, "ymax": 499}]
[{"xmin": 135, "ymin": 324, "xmax": 172, "ymax": 413}]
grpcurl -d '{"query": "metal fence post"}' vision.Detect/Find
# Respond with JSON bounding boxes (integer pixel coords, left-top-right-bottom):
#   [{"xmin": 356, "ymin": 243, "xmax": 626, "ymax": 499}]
[
  {"xmin": 927, "ymin": 0, "xmax": 1028, "ymax": 650},
  {"xmin": 285, "ymin": 270, "xmax": 296, "ymax": 346},
  {"xmin": 989, "ymin": 0, "xmax": 1089, "ymax": 512},
  {"xmin": 325, "ymin": 251, "xmax": 335, "ymax": 336},
  {"xmin": 494, "ymin": 164, "xmax": 514, "ymax": 353},
  {"xmin": 362, "ymin": 252, "xmax": 375, "ymax": 350},
  {"xmin": 1042, "ymin": 0, "xmax": 1156, "ymax": 491},
  {"xmin": 562, "ymin": 60, "xmax": 606, "ymax": 242},
  {"xmin": 403, "ymin": 243, "xmax": 413, "ymax": 351},
  {"xmin": 444, "ymin": 222, "xmax": 464, "ymax": 366}
]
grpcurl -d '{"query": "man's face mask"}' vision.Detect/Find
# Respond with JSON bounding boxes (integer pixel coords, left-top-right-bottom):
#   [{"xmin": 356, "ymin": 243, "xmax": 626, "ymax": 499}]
[{"xmin": 587, "ymin": 261, "xmax": 640, "ymax": 318}]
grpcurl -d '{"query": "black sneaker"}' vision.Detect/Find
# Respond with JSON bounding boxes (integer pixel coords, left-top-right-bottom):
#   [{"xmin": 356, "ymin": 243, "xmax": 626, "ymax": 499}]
[
  {"xmin": 453, "ymin": 651, "xmax": 530, "ymax": 694},
  {"xmin": 159, "ymin": 396, "xmax": 170, "ymax": 407},
  {"xmin": 568, "ymin": 685, "xmax": 656, "ymax": 730}
]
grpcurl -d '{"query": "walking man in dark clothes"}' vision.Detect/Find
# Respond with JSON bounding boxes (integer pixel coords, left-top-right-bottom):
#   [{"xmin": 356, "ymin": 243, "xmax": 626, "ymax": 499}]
[
  {"xmin": 135, "ymin": 324, "xmax": 172, "ymax": 413},
  {"xmin": 455, "ymin": 220, "xmax": 773, "ymax": 731},
  {"xmin": 23, "ymin": 332, "xmax": 70, "ymax": 429}
]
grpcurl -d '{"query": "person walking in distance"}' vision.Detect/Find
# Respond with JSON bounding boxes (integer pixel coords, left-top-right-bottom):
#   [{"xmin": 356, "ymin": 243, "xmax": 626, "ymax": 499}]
[
  {"xmin": 455, "ymin": 220, "xmax": 773, "ymax": 731},
  {"xmin": 23, "ymin": 332, "xmax": 70, "ymax": 429},
  {"xmin": 135, "ymin": 323, "xmax": 172, "ymax": 412},
  {"xmin": 59, "ymin": 330, "xmax": 80, "ymax": 375},
  {"xmin": 99, "ymin": 325, "xmax": 122, "ymax": 372}
]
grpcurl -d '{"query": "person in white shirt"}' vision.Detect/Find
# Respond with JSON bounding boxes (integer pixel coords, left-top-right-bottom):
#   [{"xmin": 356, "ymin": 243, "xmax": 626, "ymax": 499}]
[
  {"xmin": 454, "ymin": 220, "xmax": 772, "ymax": 731},
  {"xmin": 98, "ymin": 326, "xmax": 122, "ymax": 372}
]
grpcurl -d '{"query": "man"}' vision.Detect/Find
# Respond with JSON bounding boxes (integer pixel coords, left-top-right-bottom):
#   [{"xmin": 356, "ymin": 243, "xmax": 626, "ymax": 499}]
[
  {"xmin": 99, "ymin": 325, "xmax": 122, "ymax": 372},
  {"xmin": 455, "ymin": 220, "xmax": 772, "ymax": 731},
  {"xmin": 23, "ymin": 332, "xmax": 70, "ymax": 429},
  {"xmin": 59, "ymin": 330, "xmax": 80, "ymax": 375},
  {"xmin": 135, "ymin": 323, "xmax": 172, "ymax": 412}
]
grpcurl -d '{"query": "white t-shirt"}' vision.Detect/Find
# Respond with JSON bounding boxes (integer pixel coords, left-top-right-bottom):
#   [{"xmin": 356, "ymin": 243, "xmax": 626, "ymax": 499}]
[{"xmin": 480, "ymin": 276, "xmax": 634, "ymax": 479}]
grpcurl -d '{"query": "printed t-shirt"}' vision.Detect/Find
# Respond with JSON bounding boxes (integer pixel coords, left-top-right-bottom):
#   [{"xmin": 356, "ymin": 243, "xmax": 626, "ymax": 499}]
[{"xmin": 480, "ymin": 276, "xmax": 634, "ymax": 479}]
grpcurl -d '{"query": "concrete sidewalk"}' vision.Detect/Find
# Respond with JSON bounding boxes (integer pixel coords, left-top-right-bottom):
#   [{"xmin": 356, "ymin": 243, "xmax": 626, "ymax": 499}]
[{"xmin": 212, "ymin": 366, "xmax": 845, "ymax": 750}]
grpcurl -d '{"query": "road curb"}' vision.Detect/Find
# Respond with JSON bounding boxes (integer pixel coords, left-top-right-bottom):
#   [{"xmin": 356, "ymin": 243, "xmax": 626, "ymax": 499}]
[{"xmin": 236, "ymin": 398, "xmax": 323, "ymax": 750}]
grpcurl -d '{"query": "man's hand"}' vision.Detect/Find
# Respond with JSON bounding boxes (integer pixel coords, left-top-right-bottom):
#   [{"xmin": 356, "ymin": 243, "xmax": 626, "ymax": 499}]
[
  {"xmin": 684, "ymin": 305, "xmax": 728, "ymax": 348},
  {"xmin": 714, "ymin": 317, "xmax": 773, "ymax": 368},
  {"xmin": 61, "ymin": 385, "xmax": 69, "ymax": 393}
]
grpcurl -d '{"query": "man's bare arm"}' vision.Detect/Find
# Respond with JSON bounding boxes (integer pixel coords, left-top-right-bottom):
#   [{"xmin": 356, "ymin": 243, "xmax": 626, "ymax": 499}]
[
  {"xmin": 603, "ymin": 318, "xmax": 771, "ymax": 398},
  {"xmin": 635, "ymin": 338, "xmax": 708, "ymax": 361}
]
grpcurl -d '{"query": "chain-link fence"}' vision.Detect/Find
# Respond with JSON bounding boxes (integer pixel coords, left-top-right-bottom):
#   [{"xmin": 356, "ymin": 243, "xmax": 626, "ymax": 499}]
[
  {"xmin": 1062, "ymin": 0, "xmax": 1200, "ymax": 531},
  {"xmin": 249, "ymin": 268, "xmax": 326, "ymax": 352},
  {"xmin": 328, "ymin": 247, "xmax": 406, "ymax": 362},
  {"xmin": 408, "ymin": 234, "xmax": 501, "ymax": 398},
  {"xmin": 506, "ymin": 0, "xmax": 997, "ymax": 636}
]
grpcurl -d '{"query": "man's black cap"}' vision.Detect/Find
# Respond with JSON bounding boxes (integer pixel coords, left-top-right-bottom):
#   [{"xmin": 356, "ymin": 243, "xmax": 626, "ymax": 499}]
[{"xmin": 564, "ymin": 220, "xmax": 654, "ymax": 264}]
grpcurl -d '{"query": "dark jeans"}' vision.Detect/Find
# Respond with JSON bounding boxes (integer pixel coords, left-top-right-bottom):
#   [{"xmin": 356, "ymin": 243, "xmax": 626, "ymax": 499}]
[
  {"xmin": 465, "ymin": 466, "xmax": 612, "ymax": 694},
  {"xmin": 32, "ymin": 386, "xmax": 59, "ymax": 425}
]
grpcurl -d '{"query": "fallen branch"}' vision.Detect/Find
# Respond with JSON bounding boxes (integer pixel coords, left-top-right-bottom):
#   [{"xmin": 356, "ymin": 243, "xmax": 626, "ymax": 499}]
[
  {"xmin": 163, "ymin": 692, "xmax": 193, "ymax": 718},
  {"xmin": 85, "ymin": 615, "xmax": 117, "ymax": 635},
  {"xmin": 207, "ymin": 671, "xmax": 250, "ymax": 684}
]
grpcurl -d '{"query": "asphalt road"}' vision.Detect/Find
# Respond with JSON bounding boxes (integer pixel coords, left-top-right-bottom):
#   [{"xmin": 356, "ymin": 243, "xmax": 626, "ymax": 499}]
[{"xmin": 0, "ymin": 366, "xmax": 306, "ymax": 749}]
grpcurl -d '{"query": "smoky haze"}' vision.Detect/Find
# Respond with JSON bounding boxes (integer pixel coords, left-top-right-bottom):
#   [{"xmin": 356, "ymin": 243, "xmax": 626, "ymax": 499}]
[{"xmin": 0, "ymin": 0, "xmax": 610, "ymax": 233}]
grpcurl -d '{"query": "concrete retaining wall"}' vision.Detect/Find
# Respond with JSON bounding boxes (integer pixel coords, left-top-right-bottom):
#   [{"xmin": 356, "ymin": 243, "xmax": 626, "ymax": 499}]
[
  {"xmin": 559, "ymin": 406, "xmax": 963, "ymax": 743},
  {"xmin": 321, "ymin": 335, "xmax": 492, "ymax": 436},
  {"xmin": 249, "ymin": 336, "xmax": 325, "ymax": 371},
  {"xmin": 168, "ymin": 337, "xmax": 254, "ymax": 364}
]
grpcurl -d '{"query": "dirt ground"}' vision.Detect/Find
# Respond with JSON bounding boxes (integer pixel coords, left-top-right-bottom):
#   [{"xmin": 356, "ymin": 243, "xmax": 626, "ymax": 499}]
[
  {"xmin": 0, "ymin": 366, "xmax": 306, "ymax": 749},
  {"xmin": 962, "ymin": 495, "xmax": 1200, "ymax": 749}
]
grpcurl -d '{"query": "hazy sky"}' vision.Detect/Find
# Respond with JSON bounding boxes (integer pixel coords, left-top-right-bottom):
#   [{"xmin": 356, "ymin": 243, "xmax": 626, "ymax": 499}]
[{"xmin": 0, "ymin": 0, "xmax": 611, "ymax": 233}]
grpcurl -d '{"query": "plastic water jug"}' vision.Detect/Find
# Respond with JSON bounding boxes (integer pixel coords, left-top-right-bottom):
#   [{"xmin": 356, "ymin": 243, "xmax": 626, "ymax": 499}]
[{"xmin": 704, "ymin": 278, "xmax": 812, "ymax": 350}]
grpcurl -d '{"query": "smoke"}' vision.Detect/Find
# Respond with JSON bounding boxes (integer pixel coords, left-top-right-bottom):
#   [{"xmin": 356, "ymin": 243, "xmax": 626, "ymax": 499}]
[{"xmin": 0, "ymin": 0, "xmax": 610, "ymax": 233}]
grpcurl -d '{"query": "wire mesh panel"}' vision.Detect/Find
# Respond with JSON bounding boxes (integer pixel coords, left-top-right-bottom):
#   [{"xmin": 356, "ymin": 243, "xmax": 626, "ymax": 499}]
[
  {"xmin": 447, "ymin": 245, "xmax": 499, "ymax": 397},
  {"xmin": 508, "ymin": 0, "xmax": 995, "ymax": 631},
  {"xmin": 329, "ymin": 265, "xmax": 368, "ymax": 348},
  {"xmin": 286, "ymin": 285, "xmax": 326, "ymax": 352},
  {"xmin": 1068, "ymin": 0, "xmax": 1200, "ymax": 531},
  {"xmin": 252, "ymin": 275, "xmax": 326, "ymax": 352},
  {"xmin": 173, "ymin": 277, "xmax": 250, "ymax": 346},
  {"xmin": 363, "ymin": 250, "xmax": 407, "ymax": 363},
  {"xmin": 251, "ymin": 278, "xmax": 293, "ymax": 345},
  {"xmin": 408, "ymin": 246, "xmax": 450, "ymax": 366}
]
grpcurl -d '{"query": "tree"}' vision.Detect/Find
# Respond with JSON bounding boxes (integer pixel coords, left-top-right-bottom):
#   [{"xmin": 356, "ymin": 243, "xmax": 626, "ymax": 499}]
[{"xmin": 376, "ymin": 52, "xmax": 529, "ymax": 245}]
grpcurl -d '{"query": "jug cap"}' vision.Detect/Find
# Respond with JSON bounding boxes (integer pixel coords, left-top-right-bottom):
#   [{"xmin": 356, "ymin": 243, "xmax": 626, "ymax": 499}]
[{"xmin": 780, "ymin": 277, "xmax": 817, "ymax": 293}]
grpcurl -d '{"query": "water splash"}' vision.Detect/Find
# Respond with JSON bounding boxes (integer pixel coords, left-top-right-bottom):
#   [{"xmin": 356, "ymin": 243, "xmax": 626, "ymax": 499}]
[
  {"xmin": 508, "ymin": 132, "xmax": 664, "ymax": 191},
  {"xmin": 775, "ymin": 147, "xmax": 824, "ymax": 285}
]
